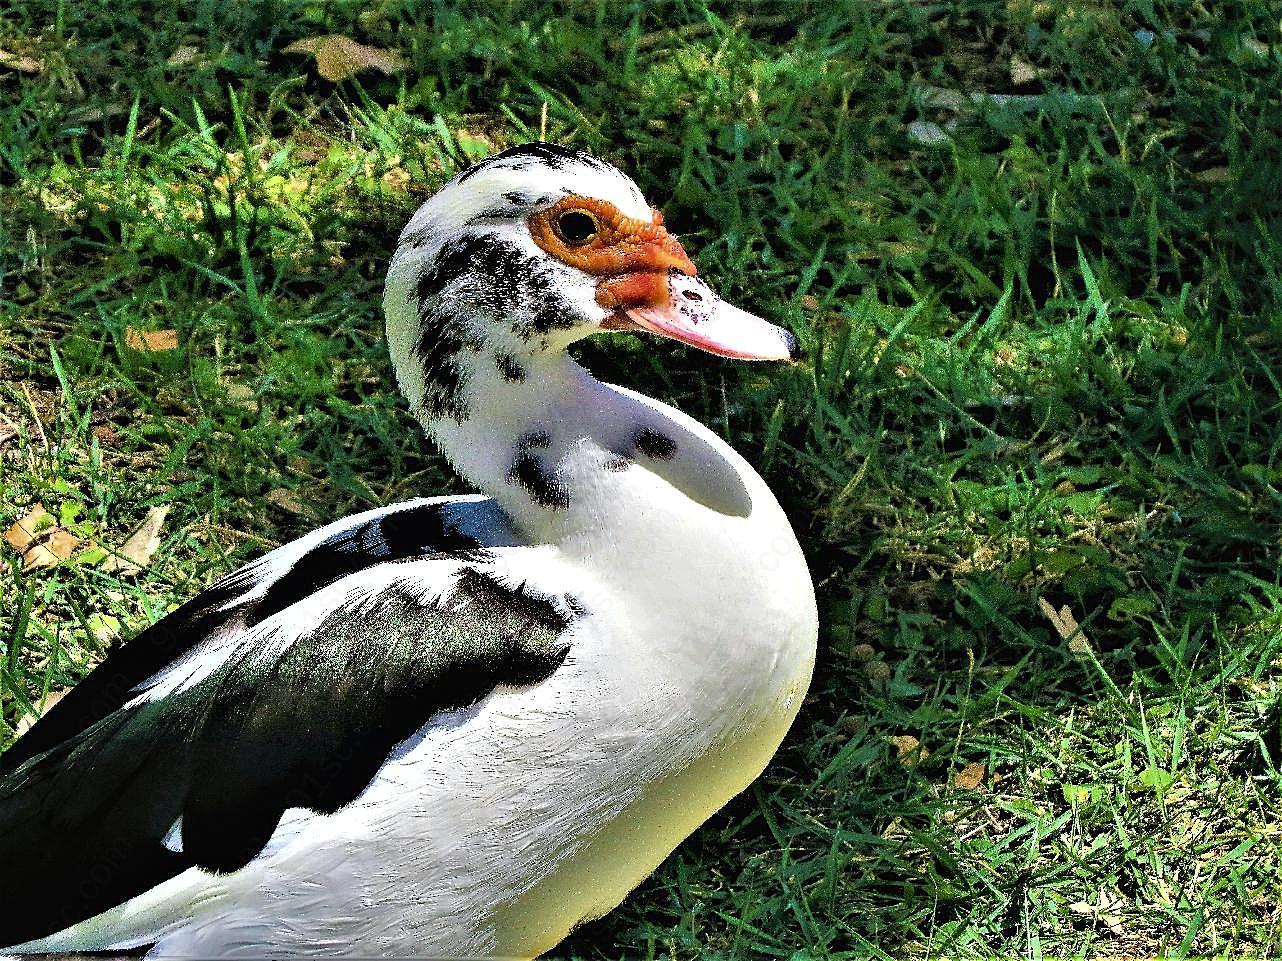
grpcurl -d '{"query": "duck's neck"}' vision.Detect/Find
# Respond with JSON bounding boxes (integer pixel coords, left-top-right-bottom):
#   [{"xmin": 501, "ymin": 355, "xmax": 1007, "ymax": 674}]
[
  {"xmin": 382, "ymin": 234, "xmax": 757, "ymax": 548},
  {"xmin": 426, "ymin": 351, "xmax": 602, "ymax": 536},
  {"xmin": 418, "ymin": 349, "xmax": 755, "ymax": 548}
]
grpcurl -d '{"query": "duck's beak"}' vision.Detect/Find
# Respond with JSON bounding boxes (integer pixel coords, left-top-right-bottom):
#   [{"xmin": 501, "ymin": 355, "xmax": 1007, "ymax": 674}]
[{"xmin": 597, "ymin": 270, "xmax": 801, "ymax": 362}]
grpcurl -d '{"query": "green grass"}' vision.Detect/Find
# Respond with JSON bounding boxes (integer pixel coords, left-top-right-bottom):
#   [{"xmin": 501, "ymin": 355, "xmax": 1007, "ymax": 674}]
[{"xmin": 2, "ymin": 0, "xmax": 1281, "ymax": 957}]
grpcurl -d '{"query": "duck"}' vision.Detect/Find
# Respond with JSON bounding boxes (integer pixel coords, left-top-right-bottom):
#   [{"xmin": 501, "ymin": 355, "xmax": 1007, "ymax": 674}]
[{"xmin": 0, "ymin": 142, "xmax": 817, "ymax": 959}]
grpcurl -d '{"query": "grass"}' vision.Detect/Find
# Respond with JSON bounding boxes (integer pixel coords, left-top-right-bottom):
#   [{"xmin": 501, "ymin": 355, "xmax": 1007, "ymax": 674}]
[{"xmin": 2, "ymin": 0, "xmax": 1281, "ymax": 957}]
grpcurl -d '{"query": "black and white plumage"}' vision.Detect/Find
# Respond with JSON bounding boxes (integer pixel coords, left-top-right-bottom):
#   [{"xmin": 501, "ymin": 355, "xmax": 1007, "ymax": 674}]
[{"xmin": 1, "ymin": 144, "xmax": 816, "ymax": 959}]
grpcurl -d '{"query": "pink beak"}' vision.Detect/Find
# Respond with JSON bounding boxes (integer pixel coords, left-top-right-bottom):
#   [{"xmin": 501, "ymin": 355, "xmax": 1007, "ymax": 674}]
[{"xmin": 599, "ymin": 271, "xmax": 800, "ymax": 362}]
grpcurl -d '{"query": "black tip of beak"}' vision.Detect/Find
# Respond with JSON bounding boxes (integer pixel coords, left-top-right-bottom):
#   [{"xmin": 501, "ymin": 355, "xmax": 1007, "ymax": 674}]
[{"xmin": 784, "ymin": 330, "xmax": 804, "ymax": 363}]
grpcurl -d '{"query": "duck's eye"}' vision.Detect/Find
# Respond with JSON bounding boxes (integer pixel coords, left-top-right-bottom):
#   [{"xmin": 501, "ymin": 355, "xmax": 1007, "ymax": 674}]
[{"xmin": 555, "ymin": 209, "xmax": 599, "ymax": 246}]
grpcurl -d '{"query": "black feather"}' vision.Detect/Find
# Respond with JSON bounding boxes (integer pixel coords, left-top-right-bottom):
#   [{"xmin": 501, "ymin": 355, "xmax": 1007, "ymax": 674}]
[
  {"xmin": 247, "ymin": 501, "xmax": 488, "ymax": 628},
  {"xmin": 0, "ymin": 548, "xmax": 576, "ymax": 947},
  {"xmin": 507, "ymin": 452, "xmax": 570, "ymax": 510},
  {"xmin": 634, "ymin": 427, "xmax": 678, "ymax": 460},
  {"xmin": 495, "ymin": 351, "xmax": 526, "ymax": 382}
]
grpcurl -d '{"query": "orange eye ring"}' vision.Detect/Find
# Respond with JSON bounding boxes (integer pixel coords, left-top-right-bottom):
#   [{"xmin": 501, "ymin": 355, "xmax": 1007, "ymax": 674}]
[
  {"xmin": 529, "ymin": 195, "xmax": 696, "ymax": 277},
  {"xmin": 553, "ymin": 208, "xmax": 600, "ymax": 246}
]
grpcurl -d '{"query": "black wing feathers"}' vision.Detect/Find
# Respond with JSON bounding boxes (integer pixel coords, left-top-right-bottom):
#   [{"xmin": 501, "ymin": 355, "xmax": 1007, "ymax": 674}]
[
  {"xmin": 187, "ymin": 572, "xmax": 571, "ymax": 870},
  {"xmin": 1, "ymin": 500, "xmax": 499, "ymax": 775},
  {"xmin": 0, "ymin": 569, "xmax": 573, "ymax": 946},
  {"xmin": 245, "ymin": 500, "xmax": 494, "ymax": 627},
  {"xmin": 0, "ymin": 499, "xmax": 562, "ymax": 949},
  {"xmin": 1, "ymin": 695, "xmax": 201, "ymax": 942}
]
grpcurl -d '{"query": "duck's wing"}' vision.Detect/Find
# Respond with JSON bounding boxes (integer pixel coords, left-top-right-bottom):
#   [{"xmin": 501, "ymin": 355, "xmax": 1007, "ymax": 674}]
[
  {"xmin": 0, "ymin": 496, "xmax": 577, "ymax": 950},
  {"xmin": 1, "ymin": 494, "xmax": 517, "ymax": 773}
]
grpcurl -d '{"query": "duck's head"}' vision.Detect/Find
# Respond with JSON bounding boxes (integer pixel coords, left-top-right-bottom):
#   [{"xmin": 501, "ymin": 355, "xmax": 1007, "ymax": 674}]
[{"xmin": 384, "ymin": 142, "xmax": 799, "ymax": 423}]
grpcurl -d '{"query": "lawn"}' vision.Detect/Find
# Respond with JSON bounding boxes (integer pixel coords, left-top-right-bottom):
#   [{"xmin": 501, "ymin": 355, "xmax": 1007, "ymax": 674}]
[{"xmin": 2, "ymin": 1, "xmax": 1281, "ymax": 957}]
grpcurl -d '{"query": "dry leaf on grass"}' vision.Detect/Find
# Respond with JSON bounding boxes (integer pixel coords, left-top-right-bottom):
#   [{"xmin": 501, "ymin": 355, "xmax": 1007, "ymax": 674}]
[
  {"xmin": 0, "ymin": 48, "xmax": 43, "ymax": 73},
  {"xmin": 6, "ymin": 504, "xmax": 85, "ymax": 569},
  {"xmin": 125, "ymin": 327, "xmax": 179, "ymax": 352},
  {"xmin": 21, "ymin": 543, "xmax": 60, "ymax": 570},
  {"xmin": 1010, "ymin": 54, "xmax": 1039, "ymax": 85},
  {"xmin": 102, "ymin": 504, "xmax": 170, "ymax": 575},
  {"xmin": 4, "ymin": 504, "xmax": 56, "ymax": 552},
  {"xmin": 1194, "ymin": 167, "xmax": 1231, "ymax": 183},
  {"xmin": 224, "ymin": 380, "xmax": 259, "ymax": 411},
  {"xmin": 1038, "ymin": 596, "xmax": 1091, "ymax": 655},
  {"xmin": 27, "ymin": 529, "xmax": 83, "ymax": 569},
  {"xmin": 166, "ymin": 45, "xmax": 199, "ymax": 67},
  {"xmin": 953, "ymin": 762, "xmax": 986, "ymax": 791},
  {"xmin": 283, "ymin": 35, "xmax": 406, "ymax": 82},
  {"xmin": 1068, "ymin": 890, "xmax": 1127, "ymax": 936},
  {"xmin": 888, "ymin": 734, "xmax": 928, "ymax": 766}
]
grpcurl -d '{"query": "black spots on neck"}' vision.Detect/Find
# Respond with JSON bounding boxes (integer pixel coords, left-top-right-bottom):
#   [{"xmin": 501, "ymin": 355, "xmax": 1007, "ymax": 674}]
[
  {"xmin": 417, "ymin": 235, "xmax": 509, "ymax": 302},
  {"xmin": 626, "ymin": 420, "xmax": 754, "ymax": 518},
  {"xmin": 413, "ymin": 239, "xmax": 509, "ymax": 420},
  {"xmin": 413, "ymin": 233, "xmax": 576, "ymax": 404},
  {"xmin": 594, "ymin": 427, "xmax": 678, "ymax": 476},
  {"xmin": 507, "ymin": 451, "xmax": 570, "ymax": 510},
  {"xmin": 507, "ymin": 431, "xmax": 563, "ymax": 507},
  {"xmin": 495, "ymin": 351, "xmax": 526, "ymax": 382},
  {"xmin": 634, "ymin": 427, "xmax": 678, "ymax": 460},
  {"xmin": 509, "ymin": 266, "xmax": 578, "ymax": 340},
  {"xmin": 413, "ymin": 321, "xmax": 471, "ymax": 422},
  {"xmin": 518, "ymin": 429, "xmax": 551, "ymax": 450},
  {"xmin": 597, "ymin": 425, "xmax": 677, "ymax": 476},
  {"xmin": 524, "ymin": 305, "xmax": 574, "ymax": 338},
  {"xmin": 412, "ymin": 235, "xmax": 514, "ymax": 421}
]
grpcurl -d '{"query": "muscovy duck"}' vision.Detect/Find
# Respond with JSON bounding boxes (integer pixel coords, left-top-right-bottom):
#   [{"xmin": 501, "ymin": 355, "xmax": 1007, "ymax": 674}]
[{"xmin": 0, "ymin": 142, "xmax": 817, "ymax": 959}]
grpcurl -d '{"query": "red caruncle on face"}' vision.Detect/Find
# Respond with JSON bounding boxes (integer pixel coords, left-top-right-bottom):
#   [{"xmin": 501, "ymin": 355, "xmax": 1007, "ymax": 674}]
[{"xmin": 527, "ymin": 195, "xmax": 697, "ymax": 311}]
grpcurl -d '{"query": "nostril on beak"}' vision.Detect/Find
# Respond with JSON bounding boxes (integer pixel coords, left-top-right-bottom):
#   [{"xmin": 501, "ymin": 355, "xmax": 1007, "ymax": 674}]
[{"xmin": 784, "ymin": 330, "xmax": 804, "ymax": 363}]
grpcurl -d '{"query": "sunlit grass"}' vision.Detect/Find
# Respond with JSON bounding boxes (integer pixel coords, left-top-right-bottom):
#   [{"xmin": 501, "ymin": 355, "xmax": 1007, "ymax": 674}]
[{"xmin": 2, "ymin": 1, "xmax": 1280, "ymax": 957}]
